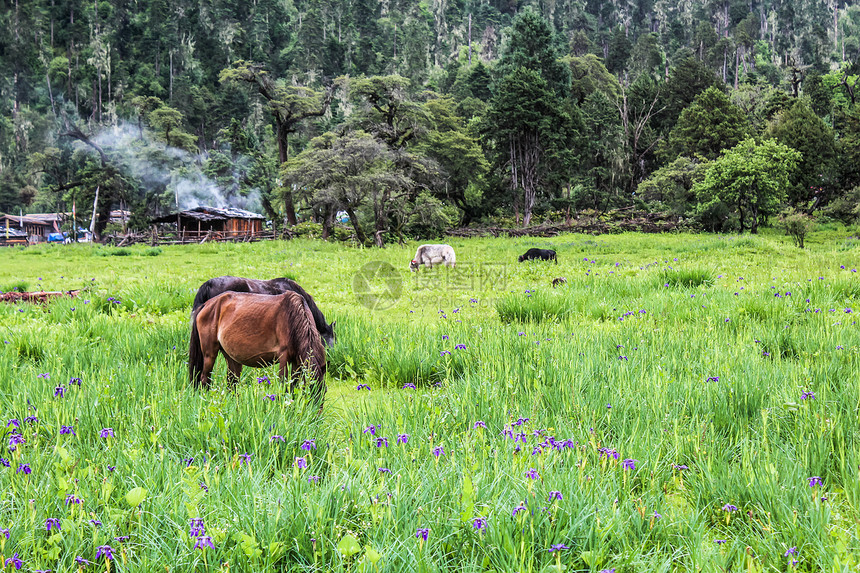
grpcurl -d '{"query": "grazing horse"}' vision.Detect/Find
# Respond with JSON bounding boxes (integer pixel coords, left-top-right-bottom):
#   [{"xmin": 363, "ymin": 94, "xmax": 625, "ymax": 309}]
[
  {"xmin": 552, "ymin": 277, "xmax": 567, "ymax": 288},
  {"xmin": 189, "ymin": 291, "xmax": 327, "ymax": 404},
  {"xmin": 192, "ymin": 276, "xmax": 335, "ymax": 347},
  {"xmin": 518, "ymin": 248, "xmax": 558, "ymax": 264},
  {"xmin": 409, "ymin": 244, "xmax": 456, "ymax": 271}
]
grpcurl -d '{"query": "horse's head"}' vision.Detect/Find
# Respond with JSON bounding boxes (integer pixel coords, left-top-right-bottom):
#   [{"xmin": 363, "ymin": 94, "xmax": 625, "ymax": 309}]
[
  {"xmin": 322, "ymin": 320, "xmax": 336, "ymax": 347},
  {"xmin": 409, "ymin": 259, "xmax": 419, "ymax": 272},
  {"xmin": 518, "ymin": 254, "xmax": 525, "ymax": 262}
]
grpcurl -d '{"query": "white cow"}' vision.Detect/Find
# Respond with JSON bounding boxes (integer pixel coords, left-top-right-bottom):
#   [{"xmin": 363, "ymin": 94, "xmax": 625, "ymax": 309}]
[{"xmin": 409, "ymin": 244, "xmax": 456, "ymax": 271}]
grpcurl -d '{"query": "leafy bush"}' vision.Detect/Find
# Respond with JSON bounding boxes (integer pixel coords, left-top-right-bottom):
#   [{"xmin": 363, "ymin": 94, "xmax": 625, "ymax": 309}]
[{"xmin": 778, "ymin": 208, "xmax": 814, "ymax": 248}]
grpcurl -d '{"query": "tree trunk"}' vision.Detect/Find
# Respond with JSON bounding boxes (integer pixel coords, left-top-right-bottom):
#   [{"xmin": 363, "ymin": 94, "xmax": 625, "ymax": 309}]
[
  {"xmin": 276, "ymin": 122, "xmax": 298, "ymax": 226},
  {"xmin": 345, "ymin": 207, "xmax": 367, "ymax": 245}
]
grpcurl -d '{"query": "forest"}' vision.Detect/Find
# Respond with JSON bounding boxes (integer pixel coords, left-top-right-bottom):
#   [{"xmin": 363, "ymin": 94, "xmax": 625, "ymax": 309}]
[{"xmin": 2, "ymin": 0, "xmax": 860, "ymax": 243}]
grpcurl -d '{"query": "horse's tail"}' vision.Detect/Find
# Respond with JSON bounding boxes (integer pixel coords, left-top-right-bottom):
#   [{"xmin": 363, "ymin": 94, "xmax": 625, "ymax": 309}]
[
  {"xmin": 294, "ymin": 295, "xmax": 327, "ymax": 404},
  {"xmin": 188, "ymin": 307, "xmax": 204, "ymax": 388},
  {"xmin": 284, "ymin": 279, "xmax": 333, "ymax": 346}
]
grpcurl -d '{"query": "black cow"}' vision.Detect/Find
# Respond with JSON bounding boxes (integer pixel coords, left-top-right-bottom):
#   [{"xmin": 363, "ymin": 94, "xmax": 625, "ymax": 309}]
[{"xmin": 518, "ymin": 248, "xmax": 557, "ymax": 264}]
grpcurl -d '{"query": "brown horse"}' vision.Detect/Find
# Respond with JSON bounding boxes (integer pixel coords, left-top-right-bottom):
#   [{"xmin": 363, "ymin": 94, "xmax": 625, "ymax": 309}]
[{"xmin": 188, "ymin": 291, "xmax": 326, "ymax": 404}]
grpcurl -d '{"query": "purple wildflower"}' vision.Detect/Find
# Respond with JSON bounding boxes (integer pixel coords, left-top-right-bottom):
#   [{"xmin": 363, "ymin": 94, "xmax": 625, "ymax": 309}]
[
  {"xmin": 363, "ymin": 425, "xmax": 378, "ymax": 436},
  {"xmin": 378, "ymin": 468, "xmax": 391, "ymax": 474},
  {"xmin": 525, "ymin": 468, "xmax": 540, "ymax": 480},
  {"xmin": 74, "ymin": 557, "xmax": 90, "ymax": 566},
  {"xmin": 548, "ymin": 491, "xmax": 563, "ymax": 502},
  {"xmin": 270, "ymin": 435, "xmax": 285, "ymax": 442},
  {"xmin": 238, "ymin": 453, "xmax": 252, "ymax": 466},
  {"xmin": 99, "ymin": 428, "xmax": 114, "ymax": 438},
  {"xmin": 194, "ymin": 535, "xmax": 215, "ymax": 550},
  {"xmin": 512, "ymin": 503, "xmax": 528, "ymax": 517},
  {"xmin": 715, "ymin": 539, "xmax": 727, "ymax": 545},
  {"xmin": 16, "ymin": 463, "xmax": 30, "ymax": 475},
  {"xmin": 69, "ymin": 377, "xmax": 82, "ymax": 386},
  {"xmin": 301, "ymin": 439, "xmax": 316, "ymax": 451},
  {"xmin": 416, "ymin": 528, "xmax": 429, "ymax": 541},
  {"xmin": 722, "ymin": 504, "xmax": 738, "ymax": 512},
  {"xmin": 402, "ymin": 383, "xmax": 416, "ymax": 390},
  {"xmin": 454, "ymin": 344, "xmax": 466, "ymax": 350},
  {"xmin": 4, "ymin": 553, "xmax": 22, "ymax": 570},
  {"xmin": 473, "ymin": 421, "xmax": 486, "ymax": 429},
  {"xmin": 622, "ymin": 458, "xmax": 637, "ymax": 470},
  {"xmin": 433, "ymin": 446, "xmax": 445, "ymax": 457},
  {"xmin": 471, "ymin": 517, "xmax": 487, "ymax": 531},
  {"xmin": 45, "ymin": 518, "xmax": 61, "ymax": 532},
  {"xmin": 95, "ymin": 546, "xmax": 114, "ymax": 561},
  {"xmin": 808, "ymin": 476, "xmax": 823, "ymax": 487},
  {"xmin": 307, "ymin": 475, "xmax": 320, "ymax": 483},
  {"xmin": 396, "ymin": 434, "xmax": 409, "ymax": 444},
  {"xmin": 295, "ymin": 456, "xmax": 307, "ymax": 469},
  {"xmin": 549, "ymin": 543, "xmax": 569, "ymax": 552},
  {"xmin": 375, "ymin": 437, "xmax": 389, "ymax": 448},
  {"xmin": 189, "ymin": 518, "xmax": 205, "ymax": 537},
  {"xmin": 801, "ymin": 391, "xmax": 815, "ymax": 400},
  {"xmin": 356, "ymin": 384, "xmax": 371, "ymax": 391},
  {"xmin": 54, "ymin": 386, "xmax": 65, "ymax": 398},
  {"xmin": 784, "ymin": 547, "xmax": 797, "ymax": 556},
  {"xmin": 6, "ymin": 419, "xmax": 19, "ymax": 429}
]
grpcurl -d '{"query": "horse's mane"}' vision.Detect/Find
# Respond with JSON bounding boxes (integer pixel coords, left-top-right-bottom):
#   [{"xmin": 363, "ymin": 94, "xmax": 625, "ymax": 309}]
[{"xmin": 283, "ymin": 292, "xmax": 327, "ymax": 391}]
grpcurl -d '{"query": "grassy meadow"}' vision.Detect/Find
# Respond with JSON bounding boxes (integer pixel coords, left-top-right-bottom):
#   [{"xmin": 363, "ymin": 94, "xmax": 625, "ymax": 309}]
[{"xmin": 1, "ymin": 229, "xmax": 859, "ymax": 572}]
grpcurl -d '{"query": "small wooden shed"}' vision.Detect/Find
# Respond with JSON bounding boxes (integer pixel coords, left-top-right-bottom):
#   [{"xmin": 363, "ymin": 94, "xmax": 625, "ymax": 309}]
[
  {"xmin": 151, "ymin": 206, "xmax": 265, "ymax": 241},
  {"xmin": 0, "ymin": 213, "xmax": 60, "ymax": 244}
]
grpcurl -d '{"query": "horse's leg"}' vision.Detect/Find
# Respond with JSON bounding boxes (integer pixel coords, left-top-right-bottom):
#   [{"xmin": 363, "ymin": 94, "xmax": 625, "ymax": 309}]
[
  {"xmin": 223, "ymin": 354, "xmax": 243, "ymax": 389},
  {"xmin": 200, "ymin": 351, "xmax": 218, "ymax": 389}
]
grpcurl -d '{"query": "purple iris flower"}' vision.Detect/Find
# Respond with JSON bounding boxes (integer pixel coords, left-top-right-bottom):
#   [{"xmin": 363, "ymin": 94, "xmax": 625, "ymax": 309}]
[
  {"xmin": 307, "ymin": 475, "xmax": 320, "ymax": 483},
  {"xmin": 54, "ymin": 386, "xmax": 65, "ymax": 398},
  {"xmin": 473, "ymin": 421, "xmax": 486, "ymax": 429},
  {"xmin": 472, "ymin": 517, "xmax": 487, "ymax": 531},
  {"xmin": 96, "ymin": 545, "xmax": 114, "ymax": 561},
  {"xmin": 525, "ymin": 468, "xmax": 539, "ymax": 480},
  {"xmin": 194, "ymin": 535, "xmax": 215, "ymax": 550},
  {"xmin": 301, "ymin": 439, "xmax": 316, "ymax": 451},
  {"xmin": 189, "ymin": 518, "xmax": 205, "ymax": 537},
  {"xmin": 16, "ymin": 463, "xmax": 30, "ymax": 475},
  {"xmin": 722, "ymin": 504, "xmax": 738, "ymax": 512},
  {"xmin": 238, "ymin": 453, "xmax": 252, "ymax": 466},
  {"xmin": 60, "ymin": 425, "xmax": 76, "ymax": 436},
  {"xmin": 549, "ymin": 543, "xmax": 569, "ymax": 552},
  {"xmin": 4, "ymin": 553, "xmax": 22, "ymax": 570},
  {"xmin": 808, "ymin": 476, "xmax": 823, "ymax": 487},
  {"xmin": 363, "ymin": 425, "xmax": 378, "ymax": 436},
  {"xmin": 416, "ymin": 528, "xmax": 429, "ymax": 541},
  {"xmin": 622, "ymin": 458, "xmax": 637, "ymax": 470},
  {"xmin": 356, "ymin": 384, "xmax": 371, "ymax": 391},
  {"xmin": 397, "ymin": 434, "xmax": 409, "ymax": 444},
  {"xmin": 801, "ymin": 391, "xmax": 815, "ymax": 400},
  {"xmin": 295, "ymin": 457, "xmax": 307, "ymax": 469},
  {"xmin": 45, "ymin": 518, "xmax": 61, "ymax": 532},
  {"xmin": 548, "ymin": 491, "xmax": 563, "ymax": 502},
  {"xmin": 512, "ymin": 503, "xmax": 528, "ymax": 517},
  {"xmin": 433, "ymin": 446, "xmax": 445, "ymax": 457},
  {"xmin": 402, "ymin": 383, "xmax": 416, "ymax": 389},
  {"xmin": 375, "ymin": 437, "xmax": 389, "ymax": 448},
  {"xmin": 99, "ymin": 428, "xmax": 114, "ymax": 438}
]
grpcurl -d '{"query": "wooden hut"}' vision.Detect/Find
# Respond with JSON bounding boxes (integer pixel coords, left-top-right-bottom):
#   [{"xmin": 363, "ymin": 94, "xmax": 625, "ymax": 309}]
[
  {"xmin": 151, "ymin": 206, "xmax": 265, "ymax": 241},
  {"xmin": 0, "ymin": 213, "xmax": 60, "ymax": 244}
]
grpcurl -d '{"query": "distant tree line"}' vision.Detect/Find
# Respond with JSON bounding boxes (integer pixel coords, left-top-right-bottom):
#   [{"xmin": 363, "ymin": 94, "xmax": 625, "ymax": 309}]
[{"xmin": 1, "ymin": 0, "xmax": 860, "ymax": 242}]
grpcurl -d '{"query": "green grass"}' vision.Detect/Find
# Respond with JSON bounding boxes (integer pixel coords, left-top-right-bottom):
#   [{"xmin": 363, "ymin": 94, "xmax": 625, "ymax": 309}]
[{"xmin": 0, "ymin": 230, "xmax": 858, "ymax": 572}]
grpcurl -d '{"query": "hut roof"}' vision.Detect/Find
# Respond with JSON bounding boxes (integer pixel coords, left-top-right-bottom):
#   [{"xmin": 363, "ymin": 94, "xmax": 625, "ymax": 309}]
[{"xmin": 151, "ymin": 206, "xmax": 265, "ymax": 224}]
